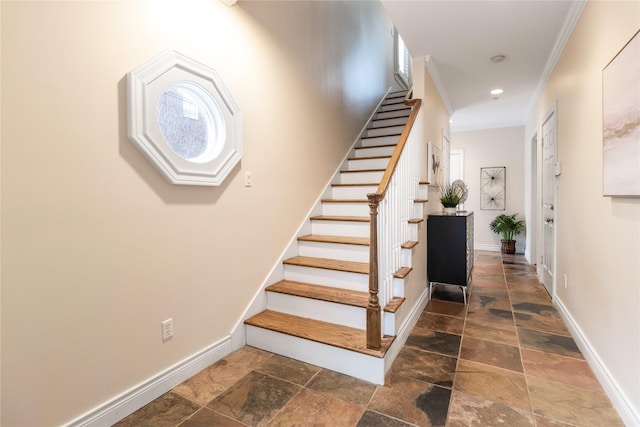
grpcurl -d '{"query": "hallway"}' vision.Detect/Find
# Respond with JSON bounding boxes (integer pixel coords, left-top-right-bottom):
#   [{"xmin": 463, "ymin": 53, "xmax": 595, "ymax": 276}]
[{"xmin": 116, "ymin": 251, "xmax": 623, "ymax": 426}]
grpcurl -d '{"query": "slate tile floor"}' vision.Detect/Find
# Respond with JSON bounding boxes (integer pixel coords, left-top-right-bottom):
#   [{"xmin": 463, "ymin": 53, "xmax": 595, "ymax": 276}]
[{"xmin": 115, "ymin": 251, "xmax": 623, "ymax": 427}]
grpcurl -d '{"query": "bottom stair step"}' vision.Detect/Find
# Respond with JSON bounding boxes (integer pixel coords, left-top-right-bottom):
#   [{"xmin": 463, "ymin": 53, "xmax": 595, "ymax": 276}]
[{"xmin": 244, "ymin": 310, "xmax": 394, "ymax": 358}]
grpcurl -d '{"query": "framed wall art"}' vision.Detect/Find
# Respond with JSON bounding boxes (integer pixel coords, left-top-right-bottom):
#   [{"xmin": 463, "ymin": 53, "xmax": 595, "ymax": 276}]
[
  {"xmin": 481, "ymin": 167, "xmax": 505, "ymax": 210},
  {"xmin": 427, "ymin": 141, "xmax": 442, "ymax": 186},
  {"xmin": 602, "ymin": 29, "xmax": 640, "ymax": 197}
]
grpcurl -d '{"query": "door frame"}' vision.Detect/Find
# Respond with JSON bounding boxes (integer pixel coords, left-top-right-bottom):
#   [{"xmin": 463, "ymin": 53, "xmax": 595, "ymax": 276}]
[{"xmin": 538, "ymin": 102, "xmax": 558, "ymax": 298}]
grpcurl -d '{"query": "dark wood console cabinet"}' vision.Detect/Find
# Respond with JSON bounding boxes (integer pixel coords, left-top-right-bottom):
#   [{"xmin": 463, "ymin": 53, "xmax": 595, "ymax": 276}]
[{"xmin": 427, "ymin": 211, "xmax": 474, "ymax": 303}]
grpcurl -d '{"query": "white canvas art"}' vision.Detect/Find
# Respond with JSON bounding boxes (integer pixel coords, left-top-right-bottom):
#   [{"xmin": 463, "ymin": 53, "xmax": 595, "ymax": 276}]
[{"xmin": 603, "ymin": 30, "xmax": 640, "ymax": 196}]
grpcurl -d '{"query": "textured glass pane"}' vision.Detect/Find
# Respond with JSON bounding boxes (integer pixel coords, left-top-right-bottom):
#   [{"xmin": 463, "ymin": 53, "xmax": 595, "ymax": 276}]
[{"xmin": 157, "ymin": 88, "xmax": 209, "ymax": 160}]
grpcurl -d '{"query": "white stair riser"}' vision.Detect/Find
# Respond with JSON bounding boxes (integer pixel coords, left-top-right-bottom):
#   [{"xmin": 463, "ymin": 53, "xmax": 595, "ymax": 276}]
[
  {"xmin": 266, "ymin": 292, "xmax": 365, "ymax": 330},
  {"xmin": 283, "ymin": 264, "xmax": 368, "ymax": 292},
  {"xmin": 379, "ymin": 103, "xmax": 406, "ymax": 112},
  {"xmin": 331, "ymin": 185, "xmax": 378, "ymax": 199},
  {"xmin": 416, "ymin": 184, "xmax": 429, "ymax": 200},
  {"xmin": 371, "ymin": 117, "xmax": 407, "ymax": 128},
  {"xmin": 366, "ymin": 125, "xmax": 405, "ymax": 137},
  {"xmin": 322, "ymin": 202, "xmax": 369, "ymax": 217},
  {"xmin": 383, "ymin": 311, "xmax": 397, "ymax": 336},
  {"xmin": 347, "ymin": 157, "xmax": 390, "ymax": 170},
  {"xmin": 298, "ymin": 240, "xmax": 369, "ymax": 263},
  {"xmin": 354, "ymin": 146, "xmax": 396, "ymax": 158},
  {"xmin": 245, "ymin": 326, "xmax": 385, "ymax": 384},
  {"xmin": 408, "ymin": 222, "xmax": 420, "ymax": 242},
  {"xmin": 360, "ymin": 135, "xmax": 399, "ymax": 147},
  {"xmin": 376, "ymin": 110, "xmax": 410, "ymax": 120},
  {"xmin": 401, "ymin": 247, "xmax": 413, "ymax": 268},
  {"xmin": 393, "ymin": 277, "xmax": 405, "ymax": 298},
  {"xmin": 339, "ymin": 170, "xmax": 384, "ymax": 184},
  {"xmin": 311, "ymin": 220, "xmax": 369, "ymax": 238}
]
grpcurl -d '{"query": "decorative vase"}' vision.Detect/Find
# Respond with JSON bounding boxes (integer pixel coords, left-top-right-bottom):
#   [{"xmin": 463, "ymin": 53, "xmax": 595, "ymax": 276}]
[
  {"xmin": 501, "ymin": 240, "xmax": 516, "ymax": 254},
  {"xmin": 443, "ymin": 207, "xmax": 457, "ymax": 215}
]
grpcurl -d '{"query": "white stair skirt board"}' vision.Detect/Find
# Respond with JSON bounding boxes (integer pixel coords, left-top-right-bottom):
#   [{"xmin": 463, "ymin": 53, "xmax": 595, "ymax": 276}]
[
  {"xmin": 554, "ymin": 297, "xmax": 640, "ymax": 427},
  {"xmin": 347, "ymin": 157, "xmax": 390, "ymax": 170},
  {"xmin": 339, "ymin": 170, "xmax": 384, "ymax": 184},
  {"xmin": 383, "ymin": 287, "xmax": 430, "ymax": 374},
  {"xmin": 245, "ymin": 325, "xmax": 387, "ymax": 385},
  {"xmin": 366, "ymin": 126, "xmax": 405, "ymax": 137},
  {"xmin": 298, "ymin": 241, "xmax": 369, "ymax": 263},
  {"xmin": 331, "ymin": 185, "xmax": 378, "ymax": 199},
  {"xmin": 283, "ymin": 264, "xmax": 369, "ymax": 291},
  {"xmin": 322, "ymin": 201, "xmax": 369, "ymax": 217},
  {"xmin": 64, "ymin": 337, "xmax": 232, "ymax": 427},
  {"xmin": 311, "ymin": 220, "xmax": 369, "ymax": 238},
  {"xmin": 266, "ymin": 292, "xmax": 366, "ymax": 330},
  {"xmin": 360, "ymin": 135, "xmax": 399, "ymax": 147}
]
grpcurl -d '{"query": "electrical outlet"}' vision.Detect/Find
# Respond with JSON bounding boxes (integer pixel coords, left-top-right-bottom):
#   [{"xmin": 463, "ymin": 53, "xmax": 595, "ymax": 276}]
[
  {"xmin": 244, "ymin": 171, "xmax": 252, "ymax": 187},
  {"xmin": 161, "ymin": 318, "xmax": 173, "ymax": 341},
  {"xmin": 564, "ymin": 273, "xmax": 568, "ymax": 289}
]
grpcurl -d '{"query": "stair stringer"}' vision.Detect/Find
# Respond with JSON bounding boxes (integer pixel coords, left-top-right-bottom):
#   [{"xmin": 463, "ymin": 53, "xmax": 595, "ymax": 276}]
[{"xmin": 230, "ymin": 87, "xmax": 394, "ymax": 350}]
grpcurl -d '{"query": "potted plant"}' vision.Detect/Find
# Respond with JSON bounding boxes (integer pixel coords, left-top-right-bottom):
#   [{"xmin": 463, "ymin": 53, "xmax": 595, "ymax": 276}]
[
  {"xmin": 489, "ymin": 213, "xmax": 525, "ymax": 254},
  {"xmin": 439, "ymin": 182, "xmax": 464, "ymax": 214}
]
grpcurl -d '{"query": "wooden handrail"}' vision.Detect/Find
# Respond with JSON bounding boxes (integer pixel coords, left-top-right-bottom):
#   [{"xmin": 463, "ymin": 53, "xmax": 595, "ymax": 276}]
[
  {"xmin": 366, "ymin": 97, "xmax": 422, "ymax": 350},
  {"xmin": 374, "ymin": 98, "xmax": 422, "ymax": 199}
]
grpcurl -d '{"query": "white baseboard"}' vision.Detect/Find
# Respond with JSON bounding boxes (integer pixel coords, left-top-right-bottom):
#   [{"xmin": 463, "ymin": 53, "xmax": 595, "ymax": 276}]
[
  {"xmin": 64, "ymin": 337, "xmax": 232, "ymax": 427},
  {"xmin": 554, "ymin": 297, "xmax": 639, "ymax": 426},
  {"xmin": 384, "ymin": 287, "xmax": 430, "ymax": 374},
  {"xmin": 474, "ymin": 244, "xmax": 500, "ymax": 252}
]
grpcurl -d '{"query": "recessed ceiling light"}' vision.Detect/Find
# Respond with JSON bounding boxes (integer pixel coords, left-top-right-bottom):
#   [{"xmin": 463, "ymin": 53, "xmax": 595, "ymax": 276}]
[
  {"xmin": 490, "ymin": 89, "xmax": 504, "ymax": 96},
  {"xmin": 490, "ymin": 55, "xmax": 506, "ymax": 63}
]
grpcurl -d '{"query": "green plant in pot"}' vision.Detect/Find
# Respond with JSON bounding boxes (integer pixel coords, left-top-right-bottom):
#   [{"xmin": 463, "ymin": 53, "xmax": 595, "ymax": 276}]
[
  {"xmin": 439, "ymin": 182, "xmax": 464, "ymax": 214},
  {"xmin": 489, "ymin": 213, "xmax": 525, "ymax": 254}
]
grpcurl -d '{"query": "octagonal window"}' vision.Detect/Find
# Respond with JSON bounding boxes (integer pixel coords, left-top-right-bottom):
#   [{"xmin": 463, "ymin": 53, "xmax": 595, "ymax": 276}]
[{"xmin": 127, "ymin": 51, "xmax": 242, "ymax": 186}]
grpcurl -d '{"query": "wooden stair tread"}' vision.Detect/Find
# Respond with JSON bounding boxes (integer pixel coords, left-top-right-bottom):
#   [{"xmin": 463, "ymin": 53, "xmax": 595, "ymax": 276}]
[
  {"xmin": 321, "ymin": 199, "xmax": 368, "ymax": 203},
  {"xmin": 348, "ymin": 155, "xmax": 392, "ymax": 161},
  {"xmin": 401, "ymin": 241, "xmax": 418, "ymax": 249},
  {"xmin": 394, "ymin": 267, "xmax": 412, "ymax": 279},
  {"xmin": 340, "ymin": 168, "xmax": 386, "ymax": 173},
  {"xmin": 355, "ymin": 144, "xmax": 397, "ymax": 150},
  {"xmin": 267, "ymin": 280, "xmax": 368, "ymax": 308},
  {"xmin": 245, "ymin": 310, "xmax": 394, "ymax": 357},
  {"xmin": 384, "ymin": 297, "xmax": 405, "ymax": 313},
  {"xmin": 284, "ymin": 256, "xmax": 369, "ymax": 274},
  {"xmin": 310, "ymin": 215, "xmax": 370, "ymax": 222},
  {"xmin": 298, "ymin": 234, "xmax": 369, "ymax": 246},
  {"xmin": 332, "ymin": 183, "xmax": 379, "ymax": 187},
  {"xmin": 361, "ymin": 134, "xmax": 401, "ymax": 140}
]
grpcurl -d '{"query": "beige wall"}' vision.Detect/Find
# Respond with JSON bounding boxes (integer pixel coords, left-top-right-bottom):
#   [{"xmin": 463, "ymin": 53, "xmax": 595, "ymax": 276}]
[
  {"xmin": 451, "ymin": 127, "xmax": 526, "ymax": 252},
  {"xmin": 0, "ymin": 1, "xmax": 396, "ymax": 425},
  {"xmin": 413, "ymin": 56, "xmax": 451, "ymax": 199},
  {"xmin": 527, "ymin": 1, "xmax": 639, "ymax": 422}
]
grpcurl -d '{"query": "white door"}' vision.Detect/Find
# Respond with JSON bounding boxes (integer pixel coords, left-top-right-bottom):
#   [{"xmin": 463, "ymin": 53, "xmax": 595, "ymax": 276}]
[{"xmin": 540, "ymin": 109, "xmax": 557, "ymax": 296}]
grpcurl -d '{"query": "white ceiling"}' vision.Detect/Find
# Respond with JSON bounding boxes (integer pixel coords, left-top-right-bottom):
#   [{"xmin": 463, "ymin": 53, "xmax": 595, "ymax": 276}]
[{"xmin": 381, "ymin": 0, "xmax": 585, "ymax": 132}]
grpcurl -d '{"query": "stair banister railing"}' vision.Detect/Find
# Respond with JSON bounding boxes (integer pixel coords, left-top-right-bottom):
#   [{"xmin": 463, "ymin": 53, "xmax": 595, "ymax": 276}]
[{"xmin": 366, "ymin": 96, "xmax": 422, "ymax": 350}]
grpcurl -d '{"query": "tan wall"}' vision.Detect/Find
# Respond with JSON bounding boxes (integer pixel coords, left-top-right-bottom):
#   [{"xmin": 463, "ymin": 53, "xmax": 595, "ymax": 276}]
[
  {"xmin": 0, "ymin": 1, "xmax": 395, "ymax": 425},
  {"xmin": 413, "ymin": 56, "xmax": 451, "ymax": 201},
  {"xmin": 451, "ymin": 127, "xmax": 526, "ymax": 252},
  {"xmin": 528, "ymin": 0, "xmax": 639, "ymax": 420}
]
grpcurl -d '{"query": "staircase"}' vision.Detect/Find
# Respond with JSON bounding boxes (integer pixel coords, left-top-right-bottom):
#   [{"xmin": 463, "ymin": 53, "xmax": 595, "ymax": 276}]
[{"xmin": 244, "ymin": 90, "xmax": 428, "ymax": 384}]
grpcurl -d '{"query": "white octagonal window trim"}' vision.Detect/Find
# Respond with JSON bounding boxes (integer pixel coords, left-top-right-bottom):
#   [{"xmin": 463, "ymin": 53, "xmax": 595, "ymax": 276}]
[{"xmin": 127, "ymin": 50, "xmax": 242, "ymax": 186}]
